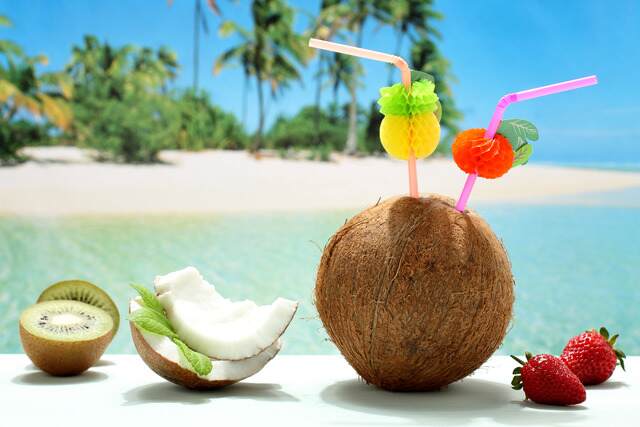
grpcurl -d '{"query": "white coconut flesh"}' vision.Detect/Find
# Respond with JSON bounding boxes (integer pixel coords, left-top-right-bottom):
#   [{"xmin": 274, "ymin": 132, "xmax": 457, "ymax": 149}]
[
  {"xmin": 130, "ymin": 300, "xmax": 281, "ymax": 381},
  {"xmin": 154, "ymin": 266, "xmax": 298, "ymax": 360}
]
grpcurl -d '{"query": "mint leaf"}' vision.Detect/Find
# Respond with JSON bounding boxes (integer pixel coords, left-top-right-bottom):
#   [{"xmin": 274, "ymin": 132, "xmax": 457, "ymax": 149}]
[
  {"xmin": 129, "ymin": 307, "xmax": 176, "ymax": 338},
  {"xmin": 410, "ymin": 70, "xmax": 434, "ymax": 83},
  {"xmin": 173, "ymin": 337, "xmax": 213, "ymax": 376},
  {"xmin": 129, "ymin": 283, "xmax": 212, "ymax": 377},
  {"xmin": 512, "ymin": 143, "xmax": 533, "ymax": 167},
  {"xmin": 130, "ymin": 283, "xmax": 165, "ymax": 315}
]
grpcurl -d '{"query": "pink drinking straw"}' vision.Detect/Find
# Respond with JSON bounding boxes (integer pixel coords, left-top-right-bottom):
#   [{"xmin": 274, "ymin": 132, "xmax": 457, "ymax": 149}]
[
  {"xmin": 455, "ymin": 75, "xmax": 598, "ymax": 212},
  {"xmin": 308, "ymin": 38, "xmax": 419, "ymax": 198}
]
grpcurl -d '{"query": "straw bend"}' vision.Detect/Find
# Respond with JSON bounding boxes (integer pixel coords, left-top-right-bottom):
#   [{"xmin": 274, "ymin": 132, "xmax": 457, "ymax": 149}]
[
  {"xmin": 457, "ymin": 74, "xmax": 598, "ymax": 212},
  {"xmin": 308, "ymin": 38, "xmax": 412, "ymax": 90},
  {"xmin": 308, "ymin": 37, "xmax": 418, "ymax": 197}
]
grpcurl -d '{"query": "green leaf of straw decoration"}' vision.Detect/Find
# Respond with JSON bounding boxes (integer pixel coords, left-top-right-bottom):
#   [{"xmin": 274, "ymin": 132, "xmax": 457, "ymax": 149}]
[
  {"xmin": 129, "ymin": 284, "xmax": 213, "ymax": 376},
  {"xmin": 377, "ymin": 79, "xmax": 439, "ymax": 117},
  {"xmin": 498, "ymin": 119, "xmax": 539, "ymax": 168}
]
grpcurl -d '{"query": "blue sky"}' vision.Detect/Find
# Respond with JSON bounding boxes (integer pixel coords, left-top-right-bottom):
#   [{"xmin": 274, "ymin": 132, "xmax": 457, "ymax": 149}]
[{"xmin": 4, "ymin": 0, "xmax": 639, "ymax": 166}]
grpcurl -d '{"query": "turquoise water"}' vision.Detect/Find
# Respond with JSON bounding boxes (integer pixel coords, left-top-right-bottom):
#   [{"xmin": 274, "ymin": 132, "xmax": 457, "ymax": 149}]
[{"xmin": 1, "ymin": 202, "xmax": 638, "ymax": 356}]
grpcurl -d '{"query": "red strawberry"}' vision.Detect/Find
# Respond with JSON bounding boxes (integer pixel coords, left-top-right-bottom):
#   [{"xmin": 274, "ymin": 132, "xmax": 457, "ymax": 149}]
[
  {"xmin": 561, "ymin": 326, "xmax": 626, "ymax": 385},
  {"xmin": 511, "ymin": 352, "xmax": 586, "ymax": 406}
]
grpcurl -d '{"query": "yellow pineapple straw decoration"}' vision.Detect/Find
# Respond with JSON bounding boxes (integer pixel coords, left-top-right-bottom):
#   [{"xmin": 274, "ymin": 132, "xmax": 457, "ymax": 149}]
[
  {"xmin": 378, "ymin": 79, "xmax": 441, "ymax": 160},
  {"xmin": 308, "ymin": 38, "xmax": 441, "ymax": 197}
]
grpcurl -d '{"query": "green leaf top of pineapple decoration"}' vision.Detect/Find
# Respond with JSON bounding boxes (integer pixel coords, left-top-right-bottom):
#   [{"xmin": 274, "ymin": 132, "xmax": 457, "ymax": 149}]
[
  {"xmin": 378, "ymin": 70, "xmax": 440, "ymax": 119},
  {"xmin": 497, "ymin": 119, "xmax": 539, "ymax": 168}
]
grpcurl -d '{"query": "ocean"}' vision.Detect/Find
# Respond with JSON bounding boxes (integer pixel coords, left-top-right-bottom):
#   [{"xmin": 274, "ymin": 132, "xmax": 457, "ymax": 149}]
[{"xmin": 1, "ymin": 196, "xmax": 638, "ymax": 356}]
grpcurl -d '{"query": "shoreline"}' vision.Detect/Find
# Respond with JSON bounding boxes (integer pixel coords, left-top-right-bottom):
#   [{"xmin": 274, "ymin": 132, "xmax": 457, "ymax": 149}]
[{"xmin": 1, "ymin": 147, "xmax": 639, "ymax": 216}]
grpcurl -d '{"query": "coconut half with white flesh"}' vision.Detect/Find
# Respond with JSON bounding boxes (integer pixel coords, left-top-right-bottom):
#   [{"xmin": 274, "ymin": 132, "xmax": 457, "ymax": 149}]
[
  {"xmin": 154, "ymin": 266, "xmax": 298, "ymax": 360},
  {"xmin": 130, "ymin": 299, "xmax": 282, "ymax": 390}
]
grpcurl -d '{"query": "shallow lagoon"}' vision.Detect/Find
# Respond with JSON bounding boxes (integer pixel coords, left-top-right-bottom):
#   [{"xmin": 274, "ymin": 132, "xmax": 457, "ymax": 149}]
[{"xmin": 1, "ymin": 202, "xmax": 638, "ymax": 355}]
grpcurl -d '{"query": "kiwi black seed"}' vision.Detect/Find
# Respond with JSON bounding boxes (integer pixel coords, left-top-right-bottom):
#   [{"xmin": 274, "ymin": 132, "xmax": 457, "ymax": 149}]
[{"xmin": 37, "ymin": 280, "xmax": 120, "ymax": 333}]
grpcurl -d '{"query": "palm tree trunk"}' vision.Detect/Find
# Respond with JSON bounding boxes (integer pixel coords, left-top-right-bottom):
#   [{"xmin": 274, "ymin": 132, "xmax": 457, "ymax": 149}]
[
  {"xmin": 314, "ymin": 52, "xmax": 325, "ymax": 145},
  {"xmin": 345, "ymin": 83, "xmax": 358, "ymax": 154},
  {"xmin": 242, "ymin": 74, "xmax": 249, "ymax": 125},
  {"xmin": 193, "ymin": 0, "xmax": 201, "ymax": 91},
  {"xmin": 254, "ymin": 75, "xmax": 265, "ymax": 152},
  {"xmin": 344, "ymin": 26, "xmax": 364, "ymax": 155}
]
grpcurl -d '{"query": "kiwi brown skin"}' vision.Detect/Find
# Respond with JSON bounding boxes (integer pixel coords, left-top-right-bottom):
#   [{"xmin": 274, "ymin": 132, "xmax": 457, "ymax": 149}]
[
  {"xmin": 20, "ymin": 324, "xmax": 114, "ymax": 376},
  {"xmin": 130, "ymin": 323, "xmax": 236, "ymax": 390}
]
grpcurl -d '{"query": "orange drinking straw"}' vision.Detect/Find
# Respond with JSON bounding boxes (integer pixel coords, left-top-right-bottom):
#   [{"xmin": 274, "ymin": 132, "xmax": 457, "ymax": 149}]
[{"xmin": 308, "ymin": 38, "xmax": 419, "ymax": 198}]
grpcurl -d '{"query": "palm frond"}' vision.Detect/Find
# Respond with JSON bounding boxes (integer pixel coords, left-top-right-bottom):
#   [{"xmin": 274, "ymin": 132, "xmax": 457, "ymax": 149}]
[
  {"xmin": 213, "ymin": 45, "xmax": 246, "ymax": 75},
  {"xmin": 0, "ymin": 15, "xmax": 12, "ymax": 27},
  {"xmin": 38, "ymin": 93, "xmax": 72, "ymax": 130},
  {"xmin": 13, "ymin": 92, "xmax": 41, "ymax": 117},
  {"xmin": 0, "ymin": 79, "xmax": 17, "ymax": 103}
]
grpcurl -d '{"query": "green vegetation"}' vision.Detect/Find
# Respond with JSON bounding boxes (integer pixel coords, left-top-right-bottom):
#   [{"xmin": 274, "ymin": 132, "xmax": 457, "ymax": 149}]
[
  {"xmin": 215, "ymin": 0, "xmax": 309, "ymax": 151},
  {"xmin": 266, "ymin": 105, "xmax": 348, "ymax": 152},
  {"xmin": 0, "ymin": 15, "xmax": 71, "ymax": 164},
  {"xmin": 63, "ymin": 36, "xmax": 246, "ymax": 162},
  {"xmin": 0, "ymin": 0, "xmax": 461, "ymax": 164}
]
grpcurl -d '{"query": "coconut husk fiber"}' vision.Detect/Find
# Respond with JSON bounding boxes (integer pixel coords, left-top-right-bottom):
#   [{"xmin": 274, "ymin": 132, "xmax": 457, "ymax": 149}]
[{"xmin": 315, "ymin": 194, "xmax": 514, "ymax": 391}]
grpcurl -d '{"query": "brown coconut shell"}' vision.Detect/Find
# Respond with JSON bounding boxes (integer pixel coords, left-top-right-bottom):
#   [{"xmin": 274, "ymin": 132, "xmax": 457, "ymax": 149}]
[
  {"xmin": 315, "ymin": 195, "xmax": 514, "ymax": 391},
  {"xmin": 130, "ymin": 323, "xmax": 237, "ymax": 390},
  {"xmin": 19, "ymin": 324, "xmax": 114, "ymax": 376}
]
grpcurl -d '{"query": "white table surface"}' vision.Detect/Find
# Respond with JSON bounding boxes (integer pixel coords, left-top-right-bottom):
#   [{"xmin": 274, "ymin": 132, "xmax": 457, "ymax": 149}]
[{"xmin": 1, "ymin": 354, "xmax": 636, "ymax": 426}]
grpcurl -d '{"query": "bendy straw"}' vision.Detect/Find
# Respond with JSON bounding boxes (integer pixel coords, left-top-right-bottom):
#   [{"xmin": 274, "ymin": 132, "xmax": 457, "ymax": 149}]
[
  {"xmin": 455, "ymin": 75, "xmax": 598, "ymax": 212},
  {"xmin": 308, "ymin": 38, "xmax": 419, "ymax": 198}
]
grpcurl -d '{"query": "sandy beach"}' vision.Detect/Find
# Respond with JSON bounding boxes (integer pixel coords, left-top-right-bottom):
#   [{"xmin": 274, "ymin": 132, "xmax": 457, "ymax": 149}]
[{"xmin": 1, "ymin": 147, "xmax": 639, "ymax": 216}]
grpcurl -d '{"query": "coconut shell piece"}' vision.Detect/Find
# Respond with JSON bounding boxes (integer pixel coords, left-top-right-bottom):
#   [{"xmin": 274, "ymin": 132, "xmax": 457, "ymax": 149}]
[
  {"xmin": 130, "ymin": 324, "xmax": 236, "ymax": 390},
  {"xmin": 315, "ymin": 194, "xmax": 514, "ymax": 391},
  {"xmin": 130, "ymin": 320, "xmax": 282, "ymax": 390}
]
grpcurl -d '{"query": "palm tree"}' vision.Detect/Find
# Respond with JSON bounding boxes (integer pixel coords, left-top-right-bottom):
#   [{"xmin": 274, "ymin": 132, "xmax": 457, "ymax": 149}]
[
  {"xmin": 308, "ymin": 1, "xmax": 350, "ymax": 143},
  {"xmin": 168, "ymin": 0, "xmax": 220, "ymax": 91},
  {"xmin": 377, "ymin": 0, "xmax": 443, "ymax": 85},
  {"xmin": 0, "ymin": 16, "xmax": 72, "ymax": 162},
  {"xmin": 66, "ymin": 36, "xmax": 134, "ymax": 100},
  {"xmin": 66, "ymin": 36, "xmax": 178, "ymax": 98},
  {"xmin": 340, "ymin": 0, "xmax": 389, "ymax": 154},
  {"xmin": 331, "ymin": 53, "xmax": 362, "ymax": 152},
  {"xmin": 213, "ymin": 25, "xmax": 253, "ymax": 124},
  {"xmin": 0, "ymin": 18, "xmax": 71, "ymax": 130},
  {"xmin": 214, "ymin": 0, "xmax": 307, "ymax": 151},
  {"xmin": 340, "ymin": 0, "xmax": 370, "ymax": 154}
]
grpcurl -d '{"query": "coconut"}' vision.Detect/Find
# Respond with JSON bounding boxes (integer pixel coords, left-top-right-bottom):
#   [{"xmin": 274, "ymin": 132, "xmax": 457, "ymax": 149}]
[
  {"xmin": 315, "ymin": 194, "xmax": 514, "ymax": 391},
  {"xmin": 129, "ymin": 300, "xmax": 282, "ymax": 390}
]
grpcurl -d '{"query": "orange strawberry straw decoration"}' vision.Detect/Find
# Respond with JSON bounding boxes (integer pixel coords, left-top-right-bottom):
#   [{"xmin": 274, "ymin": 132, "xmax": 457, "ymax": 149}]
[
  {"xmin": 455, "ymin": 75, "xmax": 598, "ymax": 212},
  {"xmin": 308, "ymin": 38, "xmax": 419, "ymax": 198}
]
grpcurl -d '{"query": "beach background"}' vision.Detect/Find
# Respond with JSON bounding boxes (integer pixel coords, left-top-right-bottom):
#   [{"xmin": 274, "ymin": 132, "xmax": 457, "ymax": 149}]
[{"xmin": 1, "ymin": 0, "xmax": 639, "ymax": 356}]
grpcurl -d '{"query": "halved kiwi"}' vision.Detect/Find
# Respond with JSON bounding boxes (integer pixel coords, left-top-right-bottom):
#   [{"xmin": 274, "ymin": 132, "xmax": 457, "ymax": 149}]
[
  {"xmin": 20, "ymin": 300, "xmax": 114, "ymax": 376},
  {"xmin": 37, "ymin": 280, "xmax": 120, "ymax": 333}
]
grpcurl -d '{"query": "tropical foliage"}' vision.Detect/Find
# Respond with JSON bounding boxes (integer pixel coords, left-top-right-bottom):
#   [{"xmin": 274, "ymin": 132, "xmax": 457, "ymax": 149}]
[
  {"xmin": 0, "ymin": 15, "xmax": 71, "ymax": 164},
  {"xmin": 215, "ymin": 0, "xmax": 309, "ymax": 151},
  {"xmin": 173, "ymin": 89, "xmax": 247, "ymax": 151},
  {"xmin": 266, "ymin": 105, "xmax": 348, "ymax": 152},
  {"xmin": 1, "ymin": 0, "xmax": 461, "ymax": 164},
  {"xmin": 63, "ymin": 36, "xmax": 180, "ymax": 162}
]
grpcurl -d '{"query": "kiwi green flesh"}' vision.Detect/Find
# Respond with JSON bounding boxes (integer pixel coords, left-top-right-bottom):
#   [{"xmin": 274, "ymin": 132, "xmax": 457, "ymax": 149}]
[
  {"xmin": 21, "ymin": 300, "xmax": 113, "ymax": 342},
  {"xmin": 38, "ymin": 280, "xmax": 120, "ymax": 332}
]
